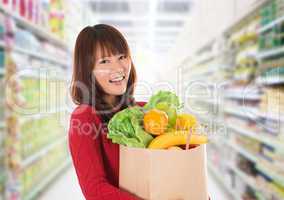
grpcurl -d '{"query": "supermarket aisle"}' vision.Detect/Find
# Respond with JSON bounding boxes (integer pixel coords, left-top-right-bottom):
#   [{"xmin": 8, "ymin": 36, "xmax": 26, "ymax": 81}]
[
  {"xmin": 38, "ymin": 166, "xmax": 84, "ymax": 200},
  {"xmin": 208, "ymin": 173, "xmax": 230, "ymax": 200},
  {"xmin": 38, "ymin": 166, "xmax": 230, "ymax": 200}
]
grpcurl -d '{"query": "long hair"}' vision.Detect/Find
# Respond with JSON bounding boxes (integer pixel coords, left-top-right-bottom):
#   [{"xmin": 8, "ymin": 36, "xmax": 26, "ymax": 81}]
[{"xmin": 70, "ymin": 24, "xmax": 137, "ymax": 123}]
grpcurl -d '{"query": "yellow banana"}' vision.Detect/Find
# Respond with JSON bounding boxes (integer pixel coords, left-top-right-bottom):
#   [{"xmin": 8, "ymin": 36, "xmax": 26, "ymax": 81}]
[
  {"xmin": 148, "ymin": 131, "xmax": 208, "ymax": 149},
  {"xmin": 167, "ymin": 146, "xmax": 183, "ymax": 150}
]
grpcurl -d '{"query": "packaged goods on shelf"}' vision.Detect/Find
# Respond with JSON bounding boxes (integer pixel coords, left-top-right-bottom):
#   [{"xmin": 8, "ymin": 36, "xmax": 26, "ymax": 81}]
[
  {"xmin": 256, "ymin": 172, "xmax": 284, "ymax": 200},
  {"xmin": 0, "ymin": 2, "xmax": 71, "ymax": 199},
  {"xmin": 1, "ymin": 0, "xmax": 66, "ymax": 39},
  {"xmin": 49, "ymin": 0, "xmax": 65, "ymax": 38},
  {"xmin": 20, "ymin": 113, "xmax": 67, "ymax": 159},
  {"xmin": 259, "ymin": 86, "xmax": 284, "ymax": 114},
  {"xmin": 15, "ymin": 29, "xmax": 41, "ymax": 52},
  {"xmin": 234, "ymin": 134, "xmax": 261, "ymax": 155},
  {"xmin": 259, "ymin": 66, "xmax": 284, "ymax": 84},
  {"xmin": 260, "ymin": 57, "xmax": 284, "ymax": 70},
  {"xmin": 237, "ymin": 155, "xmax": 258, "ymax": 177},
  {"xmin": 259, "ymin": 1, "xmax": 284, "ymax": 51},
  {"xmin": 0, "ymin": 78, "xmax": 4, "ymax": 123},
  {"xmin": 182, "ymin": 1, "xmax": 284, "ymax": 199},
  {"xmin": 261, "ymin": 65, "xmax": 284, "ymax": 77},
  {"xmin": 21, "ymin": 140, "xmax": 69, "ymax": 198},
  {"xmin": 230, "ymin": 18, "xmax": 259, "ymax": 47},
  {"xmin": 260, "ymin": 1, "xmax": 276, "ymax": 25}
]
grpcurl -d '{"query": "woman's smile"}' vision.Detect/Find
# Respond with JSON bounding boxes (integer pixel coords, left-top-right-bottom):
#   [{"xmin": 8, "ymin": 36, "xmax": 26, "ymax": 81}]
[{"xmin": 109, "ymin": 71, "xmax": 126, "ymax": 84}]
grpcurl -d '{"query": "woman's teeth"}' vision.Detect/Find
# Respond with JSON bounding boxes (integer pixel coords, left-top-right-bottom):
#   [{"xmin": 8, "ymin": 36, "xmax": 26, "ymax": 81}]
[{"xmin": 109, "ymin": 75, "xmax": 125, "ymax": 83}]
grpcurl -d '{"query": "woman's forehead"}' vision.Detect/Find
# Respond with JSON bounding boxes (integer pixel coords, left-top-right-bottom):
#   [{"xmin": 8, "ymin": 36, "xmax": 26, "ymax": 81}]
[{"xmin": 95, "ymin": 44, "xmax": 126, "ymax": 59}]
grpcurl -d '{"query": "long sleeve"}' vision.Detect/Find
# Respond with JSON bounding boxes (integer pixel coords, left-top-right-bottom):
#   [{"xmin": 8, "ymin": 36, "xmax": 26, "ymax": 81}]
[{"xmin": 68, "ymin": 105, "xmax": 139, "ymax": 200}]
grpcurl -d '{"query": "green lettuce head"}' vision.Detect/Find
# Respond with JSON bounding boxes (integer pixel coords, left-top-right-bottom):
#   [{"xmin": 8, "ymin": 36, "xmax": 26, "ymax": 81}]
[{"xmin": 107, "ymin": 106, "xmax": 153, "ymax": 148}]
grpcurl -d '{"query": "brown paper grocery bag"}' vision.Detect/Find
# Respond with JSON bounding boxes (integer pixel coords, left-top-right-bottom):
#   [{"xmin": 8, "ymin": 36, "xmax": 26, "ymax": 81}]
[{"xmin": 119, "ymin": 145, "xmax": 208, "ymax": 200}]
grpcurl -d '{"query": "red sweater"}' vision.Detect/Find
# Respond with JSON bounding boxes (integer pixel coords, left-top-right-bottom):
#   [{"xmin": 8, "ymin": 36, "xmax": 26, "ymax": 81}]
[{"xmin": 68, "ymin": 102, "xmax": 145, "ymax": 200}]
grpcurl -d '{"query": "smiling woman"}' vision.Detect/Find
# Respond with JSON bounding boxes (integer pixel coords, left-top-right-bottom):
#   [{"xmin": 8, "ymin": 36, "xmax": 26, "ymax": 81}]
[
  {"xmin": 69, "ymin": 24, "xmax": 143, "ymax": 200},
  {"xmin": 93, "ymin": 49, "xmax": 130, "ymax": 95},
  {"xmin": 71, "ymin": 24, "xmax": 137, "ymax": 122}
]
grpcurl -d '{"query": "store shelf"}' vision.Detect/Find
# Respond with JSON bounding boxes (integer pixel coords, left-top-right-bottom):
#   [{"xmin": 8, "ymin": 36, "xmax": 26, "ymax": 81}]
[
  {"xmin": 22, "ymin": 136, "xmax": 67, "ymax": 168},
  {"xmin": 0, "ymin": 149, "xmax": 4, "ymax": 158},
  {"xmin": 0, "ymin": 5, "xmax": 68, "ymax": 50},
  {"xmin": 194, "ymin": 53, "xmax": 215, "ymax": 66},
  {"xmin": 0, "ymin": 68, "xmax": 4, "ymax": 76},
  {"xmin": 0, "ymin": 40, "xmax": 5, "ymax": 48},
  {"xmin": 257, "ymin": 47, "xmax": 284, "ymax": 60},
  {"xmin": 227, "ymin": 141, "xmax": 258, "ymax": 163},
  {"xmin": 258, "ymin": 15, "xmax": 284, "ymax": 34},
  {"xmin": 207, "ymin": 161, "xmax": 239, "ymax": 200},
  {"xmin": 198, "ymin": 99, "xmax": 220, "ymax": 106},
  {"xmin": 256, "ymin": 76, "xmax": 284, "ymax": 85},
  {"xmin": 20, "ymin": 106, "xmax": 68, "ymax": 124},
  {"xmin": 224, "ymin": 0, "xmax": 270, "ymax": 35},
  {"xmin": 225, "ymin": 105, "xmax": 284, "ymax": 122},
  {"xmin": 224, "ymin": 106, "xmax": 258, "ymax": 120},
  {"xmin": 226, "ymin": 140, "xmax": 284, "ymax": 189},
  {"xmin": 228, "ymin": 164, "xmax": 258, "ymax": 191},
  {"xmin": 0, "ymin": 122, "xmax": 5, "ymax": 128},
  {"xmin": 13, "ymin": 46, "xmax": 69, "ymax": 68},
  {"xmin": 256, "ymin": 163, "xmax": 284, "ymax": 187},
  {"xmin": 186, "ymin": 1, "xmax": 284, "ymax": 200},
  {"xmin": 224, "ymin": 93, "xmax": 261, "ymax": 101},
  {"xmin": 198, "ymin": 115, "xmax": 224, "ymax": 127},
  {"xmin": 0, "ymin": 173, "xmax": 5, "ymax": 185},
  {"xmin": 228, "ymin": 124, "xmax": 284, "ymax": 152},
  {"xmin": 17, "ymin": 70, "xmax": 68, "ymax": 81},
  {"xmin": 257, "ymin": 111, "xmax": 284, "ymax": 122},
  {"xmin": 224, "ymin": 143, "xmax": 284, "ymax": 199},
  {"xmin": 23, "ymin": 158, "xmax": 71, "ymax": 200}
]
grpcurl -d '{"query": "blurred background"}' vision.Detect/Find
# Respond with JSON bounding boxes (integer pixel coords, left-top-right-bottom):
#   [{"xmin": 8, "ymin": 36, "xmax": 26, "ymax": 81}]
[{"xmin": 0, "ymin": 0, "xmax": 284, "ymax": 200}]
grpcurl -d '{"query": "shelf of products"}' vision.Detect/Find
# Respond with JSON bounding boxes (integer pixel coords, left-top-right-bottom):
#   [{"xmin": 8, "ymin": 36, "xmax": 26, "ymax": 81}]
[
  {"xmin": 183, "ymin": 0, "xmax": 284, "ymax": 199},
  {"xmin": 0, "ymin": 14, "xmax": 5, "ymax": 200},
  {"xmin": 0, "ymin": 1, "xmax": 67, "ymax": 49},
  {"xmin": 23, "ymin": 158, "xmax": 71, "ymax": 200},
  {"xmin": 0, "ymin": 1, "xmax": 72, "ymax": 200}
]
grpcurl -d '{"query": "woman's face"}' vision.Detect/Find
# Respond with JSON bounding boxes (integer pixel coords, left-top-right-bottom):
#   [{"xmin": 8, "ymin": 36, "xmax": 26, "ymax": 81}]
[{"xmin": 93, "ymin": 46, "xmax": 131, "ymax": 96}]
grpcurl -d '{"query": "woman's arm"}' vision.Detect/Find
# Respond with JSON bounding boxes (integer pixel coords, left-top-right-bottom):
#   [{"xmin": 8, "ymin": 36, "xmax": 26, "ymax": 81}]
[{"xmin": 68, "ymin": 105, "xmax": 139, "ymax": 200}]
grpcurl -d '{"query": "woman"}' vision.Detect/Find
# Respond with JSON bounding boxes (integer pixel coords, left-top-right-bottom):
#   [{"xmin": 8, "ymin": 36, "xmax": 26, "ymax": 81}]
[{"xmin": 69, "ymin": 24, "xmax": 142, "ymax": 200}]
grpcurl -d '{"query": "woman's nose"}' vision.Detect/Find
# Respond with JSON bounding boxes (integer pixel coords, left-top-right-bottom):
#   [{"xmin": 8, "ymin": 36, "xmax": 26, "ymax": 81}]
[{"xmin": 112, "ymin": 60, "xmax": 125, "ymax": 71}]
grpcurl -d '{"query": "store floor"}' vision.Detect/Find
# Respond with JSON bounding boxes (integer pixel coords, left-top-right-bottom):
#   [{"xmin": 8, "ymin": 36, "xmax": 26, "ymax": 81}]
[{"xmin": 38, "ymin": 166, "xmax": 230, "ymax": 200}]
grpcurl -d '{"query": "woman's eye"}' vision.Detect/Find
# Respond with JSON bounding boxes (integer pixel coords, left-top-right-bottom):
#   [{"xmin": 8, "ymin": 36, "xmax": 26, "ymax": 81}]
[
  {"xmin": 119, "ymin": 55, "xmax": 127, "ymax": 60},
  {"xmin": 99, "ymin": 59, "xmax": 108, "ymax": 64}
]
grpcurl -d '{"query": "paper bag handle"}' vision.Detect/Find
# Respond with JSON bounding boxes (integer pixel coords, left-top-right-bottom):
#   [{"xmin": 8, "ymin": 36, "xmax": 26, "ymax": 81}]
[{"xmin": 185, "ymin": 128, "xmax": 193, "ymax": 150}]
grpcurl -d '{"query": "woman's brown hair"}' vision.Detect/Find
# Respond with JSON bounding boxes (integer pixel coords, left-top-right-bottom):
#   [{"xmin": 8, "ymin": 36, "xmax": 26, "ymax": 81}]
[{"xmin": 71, "ymin": 24, "xmax": 137, "ymax": 123}]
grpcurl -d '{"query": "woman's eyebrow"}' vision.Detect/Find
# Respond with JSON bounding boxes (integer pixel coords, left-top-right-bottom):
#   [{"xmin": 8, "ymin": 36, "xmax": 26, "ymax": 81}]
[
  {"xmin": 97, "ymin": 53, "xmax": 125, "ymax": 60},
  {"xmin": 116, "ymin": 53, "xmax": 126, "ymax": 57},
  {"xmin": 97, "ymin": 56, "xmax": 110, "ymax": 61}
]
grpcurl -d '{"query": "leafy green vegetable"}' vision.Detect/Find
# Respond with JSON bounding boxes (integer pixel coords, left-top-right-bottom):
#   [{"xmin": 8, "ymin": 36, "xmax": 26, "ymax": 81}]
[
  {"xmin": 144, "ymin": 90, "xmax": 181, "ymax": 111},
  {"xmin": 107, "ymin": 106, "xmax": 153, "ymax": 148},
  {"xmin": 144, "ymin": 90, "xmax": 182, "ymax": 128}
]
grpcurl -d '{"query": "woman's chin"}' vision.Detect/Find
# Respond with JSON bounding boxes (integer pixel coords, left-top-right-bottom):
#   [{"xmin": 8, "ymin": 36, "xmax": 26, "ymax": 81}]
[
  {"xmin": 107, "ymin": 87, "xmax": 127, "ymax": 96},
  {"xmin": 107, "ymin": 80, "xmax": 128, "ymax": 95}
]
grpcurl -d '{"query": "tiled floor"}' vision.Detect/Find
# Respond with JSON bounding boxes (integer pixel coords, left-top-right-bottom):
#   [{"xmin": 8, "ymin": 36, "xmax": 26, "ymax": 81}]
[{"xmin": 38, "ymin": 166, "xmax": 230, "ymax": 200}]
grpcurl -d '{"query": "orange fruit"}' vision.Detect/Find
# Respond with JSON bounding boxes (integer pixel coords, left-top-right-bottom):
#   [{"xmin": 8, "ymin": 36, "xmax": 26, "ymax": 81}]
[{"xmin": 143, "ymin": 109, "xmax": 168, "ymax": 135}]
